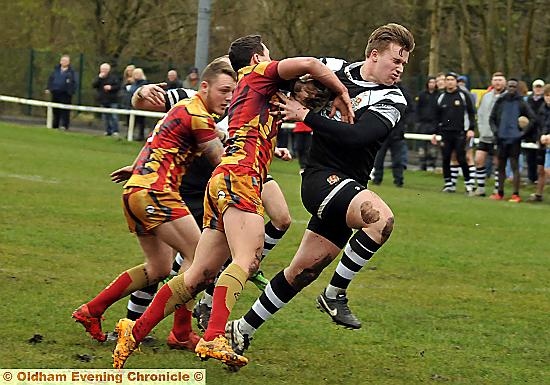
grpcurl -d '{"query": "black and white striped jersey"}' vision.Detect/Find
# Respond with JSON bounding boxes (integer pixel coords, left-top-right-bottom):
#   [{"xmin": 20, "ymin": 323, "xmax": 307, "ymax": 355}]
[
  {"xmin": 304, "ymin": 59, "xmax": 407, "ymax": 185},
  {"xmin": 164, "ymin": 88, "xmax": 197, "ymax": 111}
]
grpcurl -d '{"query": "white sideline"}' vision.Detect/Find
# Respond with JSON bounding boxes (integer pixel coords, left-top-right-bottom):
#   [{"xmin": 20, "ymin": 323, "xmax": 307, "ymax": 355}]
[{"xmin": 0, "ymin": 94, "xmax": 539, "ymax": 148}]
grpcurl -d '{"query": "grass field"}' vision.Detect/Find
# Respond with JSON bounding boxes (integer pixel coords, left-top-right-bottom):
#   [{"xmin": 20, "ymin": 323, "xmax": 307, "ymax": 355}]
[{"xmin": 1, "ymin": 122, "xmax": 549, "ymax": 385}]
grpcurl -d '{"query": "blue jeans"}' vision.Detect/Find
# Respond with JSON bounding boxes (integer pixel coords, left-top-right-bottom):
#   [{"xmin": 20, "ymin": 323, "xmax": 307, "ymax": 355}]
[{"xmin": 102, "ymin": 103, "xmax": 119, "ymax": 135}]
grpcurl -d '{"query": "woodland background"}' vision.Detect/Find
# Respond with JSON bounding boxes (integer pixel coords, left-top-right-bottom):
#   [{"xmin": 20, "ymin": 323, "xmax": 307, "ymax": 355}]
[{"xmin": 1, "ymin": 0, "xmax": 549, "ymax": 105}]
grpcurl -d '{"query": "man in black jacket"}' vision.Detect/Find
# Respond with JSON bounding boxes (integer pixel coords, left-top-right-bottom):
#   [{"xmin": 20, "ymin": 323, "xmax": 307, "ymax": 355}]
[
  {"xmin": 431, "ymin": 72, "xmax": 476, "ymax": 194},
  {"xmin": 416, "ymin": 76, "xmax": 439, "ymax": 171},
  {"xmin": 92, "ymin": 63, "xmax": 121, "ymax": 136},
  {"xmin": 524, "ymin": 79, "xmax": 546, "ymax": 184},
  {"xmin": 46, "ymin": 54, "xmax": 78, "ymax": 130}
]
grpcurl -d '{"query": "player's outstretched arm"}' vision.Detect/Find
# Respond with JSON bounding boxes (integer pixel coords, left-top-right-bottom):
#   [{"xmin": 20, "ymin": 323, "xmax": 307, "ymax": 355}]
[
  {"xmin": 198, "ymin": 138, "xmax": 225, "ymax": 167},
  {"xmin": 131, "ymin": 83, "xmax": 168, "ymax": 111}
]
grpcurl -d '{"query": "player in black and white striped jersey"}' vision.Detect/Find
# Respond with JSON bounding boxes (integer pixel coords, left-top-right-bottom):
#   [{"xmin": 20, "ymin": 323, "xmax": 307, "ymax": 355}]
[{"xmin": 226, "ymin": 23, "xmax": 415, "ymax": 360}]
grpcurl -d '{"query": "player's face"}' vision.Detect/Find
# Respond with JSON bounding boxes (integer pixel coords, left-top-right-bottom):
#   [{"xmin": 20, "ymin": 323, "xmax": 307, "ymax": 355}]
[
  {"xmin": 544, "ymin": 93, "xmax": 550, "ymax": 106},
  {"xmin": 491, "ymin": 76, "xmax": 506, "ymax": 92},
  {"xmin": 445, "ymin": 76, "xmax": 457, "ymax": 92},
  {"xmin": 372, "ymin": 43, "xmax": 409, "ymax": 85},
  {"xmin": 204, "ymin": 73, "xmax": 236, "ymax": 116},
  {"xmin": 427, "ymin": 78, "xmax": 436, "ymax": 91},
  {"xmin": 60, "ymin": 56, "xmax": 70, "ymax": 67}
]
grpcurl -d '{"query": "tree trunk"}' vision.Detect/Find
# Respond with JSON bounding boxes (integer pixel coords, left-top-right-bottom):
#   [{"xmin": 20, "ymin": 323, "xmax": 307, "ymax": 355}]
[{"xmin": 428, "ymin": 0, "xmax": 441, "ymax": 75}]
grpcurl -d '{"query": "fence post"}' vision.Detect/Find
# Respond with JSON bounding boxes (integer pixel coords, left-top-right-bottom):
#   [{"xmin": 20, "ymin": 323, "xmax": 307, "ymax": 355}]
[
  {"xmin": 46, "ymin": 106, "xmax": 53, "ymax": 128},
  {"xmin": 26, "ymin": 48, "xmax": 35, "ymax": 115},
  {"xmin": 77, "ymin": 52, "xmax": 84, "ymax": 110},
  {"xmin": 127, "ymin": 112, "xmax": 135, "ymax": 141}
]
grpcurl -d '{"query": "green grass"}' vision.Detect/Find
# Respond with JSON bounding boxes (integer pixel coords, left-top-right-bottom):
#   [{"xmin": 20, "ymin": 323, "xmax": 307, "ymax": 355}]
[{"xmin": 1, "ymin": 122, "xmax": 549, "ymax": 384}]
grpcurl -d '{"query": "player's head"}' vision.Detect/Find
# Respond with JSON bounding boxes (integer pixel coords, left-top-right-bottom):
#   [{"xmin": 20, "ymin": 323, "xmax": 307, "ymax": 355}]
[
  {"xmin": 491, "ymin": 71, "xmax": 506, "ymax": 92},
  {"xmin": 435, "ymin": 72, "xmax": 446, "ymax": 90},
  {"xmin": 364, "ymin": 23, "xmax": 415, "ymax": 85},
  {"xmin": 228, "ymin": 35, "xmax": 270, "ymax": 73},
  {"xmin": 291, "ymin": 75, "xmax": 332, "ymax": 113},
  {"xmin": 199, "ymin": 59, "xmax": 237, "ymax": 116},
  {"xmin": 445, "ymin": 72, "xmax": 459, "ymax": 92}
]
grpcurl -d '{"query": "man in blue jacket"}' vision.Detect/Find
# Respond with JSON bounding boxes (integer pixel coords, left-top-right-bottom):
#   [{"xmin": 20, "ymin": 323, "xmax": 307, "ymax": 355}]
[
  {"xmin": 489, "ymin": 78, "xmax": 536, "ymax": 202},
  {"xmin": 46, "ymin": 54, "xmax": 78, "ymax": 130}
]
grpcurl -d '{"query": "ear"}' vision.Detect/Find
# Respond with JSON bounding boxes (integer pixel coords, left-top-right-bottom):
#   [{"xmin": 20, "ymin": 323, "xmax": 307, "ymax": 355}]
[
  {"xmin": 200, "ymin": 80, "xmax": 209, "ymax": 93},
  {"xmin": 252, "ymin": 53, "xmax": 260, "ymax": 65},
  {"xmin": 371, "ymin": 49, "xmax": 379, "ymax": 62}
]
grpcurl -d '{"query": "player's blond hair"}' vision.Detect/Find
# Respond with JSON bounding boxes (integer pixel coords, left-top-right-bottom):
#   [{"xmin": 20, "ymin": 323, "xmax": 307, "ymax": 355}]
[{"xmin": 365, "ymin": 23, "xmax": 415, "ymax": 58}]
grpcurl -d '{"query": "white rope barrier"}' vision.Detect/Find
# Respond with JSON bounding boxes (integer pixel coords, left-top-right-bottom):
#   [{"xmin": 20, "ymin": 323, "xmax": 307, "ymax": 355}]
[{"xmin": 0, "ymin": 95, "xmax": 539, "ymax": 148}]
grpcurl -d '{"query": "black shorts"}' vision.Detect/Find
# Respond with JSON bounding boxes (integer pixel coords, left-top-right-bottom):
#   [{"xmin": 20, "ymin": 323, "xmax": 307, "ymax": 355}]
[
  {"xmin": 301, "ymin": 167, "xmax": 366, "ymax": 249},
  {"xmin": 476, "ymin": 141, "xmax": 495, "ymax": 155},
  {"xmin": 183, "ymin": 194, "xmax": 205, "ymax": 228},
  {"xmin": 497, "ymin": 141, "xmax": 521, "ymax": 160}
]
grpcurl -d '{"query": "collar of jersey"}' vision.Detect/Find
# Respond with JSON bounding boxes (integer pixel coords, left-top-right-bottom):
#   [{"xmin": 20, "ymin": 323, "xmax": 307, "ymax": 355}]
[{"xmin": 343, "ymin": 62, "xmax": 379, "ymax": 88}]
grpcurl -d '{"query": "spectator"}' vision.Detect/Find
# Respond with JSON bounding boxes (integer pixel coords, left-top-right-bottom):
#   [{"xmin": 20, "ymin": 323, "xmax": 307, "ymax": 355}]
[
  {"xmin": 528, "ymin": 84, "xmax": 550, "ymax": 202},
  {"xmin": 92, "ymin": 63, "xmax": 121, "ymax": 136},
  {"xmin": 128, "ymin": 68, "xmax": 148, "ymax": 141},
  {"xmin": 182, "ymin": 67, "xmax": 200, "ymax": 90},
  {"xmin": 120, "ymin": 64, "xmax": 135, "ymax": 110},
  {"xmin": 416, "ymin": 76, "xmax": 439, "ymax": 171},
  {"xmin": 473, "ymin": 71, "xmax": 506, "ymax": 196},
  {"xmin": 166, "ymin": 69, "xmax": 183, "ymax": 89},
  {"xmin": 435, "ymin": 72, "xmax": 446, "ymax": 92},
  {"xmin": 524, "ymin": 79, "xmax": 546, "ymax": 184},
  {"xmin": 489, "ymin": 78, "xmax": 536, "ymax": 202},
  {"xmin": 45, "ymin": 54, "xmax": 78, "ymax": 130},
  {"xmin": 432, "ymin": 72, "xmax": 476, "ymax": 194}
]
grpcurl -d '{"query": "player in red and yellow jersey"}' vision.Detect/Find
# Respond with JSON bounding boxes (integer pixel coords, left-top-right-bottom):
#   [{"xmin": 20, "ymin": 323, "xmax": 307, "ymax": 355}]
[
  {"xmin": 112, "ymin": 35, "xmax": 353, "ymax": 369},
  {"xmin": 72, "ymin": 59, "xmax": 237, "ymax": 347}
]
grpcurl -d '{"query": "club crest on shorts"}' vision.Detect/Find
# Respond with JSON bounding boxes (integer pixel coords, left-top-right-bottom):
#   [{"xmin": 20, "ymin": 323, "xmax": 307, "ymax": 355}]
[
  {"xmin": 145, "ymin": 205, "xmax": 155, "ymax": 214},
  {"xmin": 327, "ymin": 174, "xmax": 340, "ymax": 185},
  {"xmin": 218, "ymin": 190, "xmax": 226, "ymax": 199}
]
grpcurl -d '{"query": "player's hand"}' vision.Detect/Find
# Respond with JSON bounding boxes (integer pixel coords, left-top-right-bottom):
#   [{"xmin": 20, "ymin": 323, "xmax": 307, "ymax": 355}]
[
  {"xmin": 466, "ymin": 129, "xmax": 475, "ymax": 139},
  {"xmin": 270, "ymin": 92, "xmax": 309, "ymax": 122},
  {"xmin": 541, "ymin": 134, "xmax": 550, "ymax": 145},
  {"xmin": 137, "ymin": 83, "xmax": 168, "ymax": 107},
  {"xmin": 431, "ymin": 134, "xmax": 439, "ymax": 145},
  {"xmin": 110, "ymin": 165, "xmax": 133, "ymax": 183},
  {"xmin": 330, "ymin": 91, "xmax": 354, "ymax": 124},
  {"xmin": 274, "ymin": 147, "xmax": 292, "ymax": 161}
]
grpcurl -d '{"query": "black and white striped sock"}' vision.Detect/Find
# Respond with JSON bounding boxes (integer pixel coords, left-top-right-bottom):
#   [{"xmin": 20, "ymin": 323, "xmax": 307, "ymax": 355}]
[
  {"xmin": 325, "ymin": 230, "xmax": 380, "ymax": 299},
  {"xmin": 262, "ymin": 221, "xmax": 288, "ymax": 261},
  {"xmin": 239, "ymin": 270, "xmax": 299, "ymax": 336}
]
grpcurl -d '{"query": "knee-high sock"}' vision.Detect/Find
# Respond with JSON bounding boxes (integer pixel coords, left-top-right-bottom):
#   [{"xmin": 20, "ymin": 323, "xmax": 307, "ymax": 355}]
[
  {"xmin": 476, "ymin": 166, "xmax": 486, "ymax": 191},
  {"xmin": 87, "ymin": 264, "xmax": 152, "ymax": 316},
  {"xmin": 203, "ymin": 263, "xmax": 248, "ymax": 341},
  {"xmin": 132, "ymin": 274, "xmax": 193, "ymax": 343},
  {"xmin": 239, "ymin": 270, "xmax": 299, "ymax": 337},
  {"xmin": 171, "ymin": 302, "xmax": 195, "ymax": 340},
  {"xmin": 450, "ymin": 165, "xmax": 459, "ymax": 187},
  {"xmin": 325, "ymin": 231, "xmax": 380, "ymax": 299},
  {"xmin": 125, "ymin": 253, "xmax": 183, "ymax": 320},
  {"xmin": 262, "ymin": 221, "xmax": 288, "ymax": 261},
  {"xmin": 126, "ymin": 283, "xmax": 158, "ymax": 321}
]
